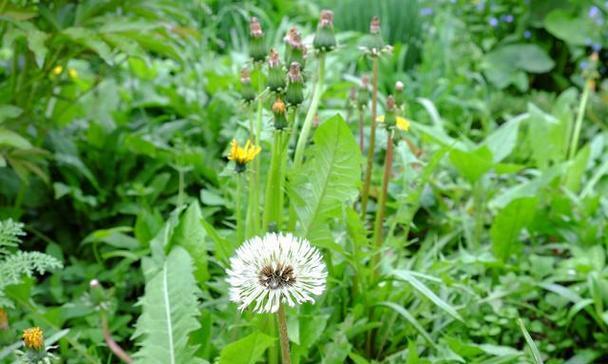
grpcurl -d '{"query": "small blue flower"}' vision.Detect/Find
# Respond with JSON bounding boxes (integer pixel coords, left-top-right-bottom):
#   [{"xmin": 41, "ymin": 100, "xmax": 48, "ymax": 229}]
[
  {"xmin": 589, "ymin": 6, "xmax": 599, "ymax": 18},
  {"xmin": 489, "ymin": 17, "xmax": 498, "ymax": 27},
  {"xmin": 591, "ymin": 43, "xmax": 602, "ymax": 52},
  {"xmin": 476, "ymin": 1, "xmax": 485, "ymax": 11},
  {"xmin": 502, "ymin": 14, "xmax": 514, "ymax": 23},
  {"xmin": 420, "ymin": 7, "xmax": 433, "ymax": 16},
  {"xmin": 580, "ymin": 60, "xmax": 589, "ymax": 70},
  {"xmin": 523, "ymin": 30, "xmax": 531, "ymax": 39}
]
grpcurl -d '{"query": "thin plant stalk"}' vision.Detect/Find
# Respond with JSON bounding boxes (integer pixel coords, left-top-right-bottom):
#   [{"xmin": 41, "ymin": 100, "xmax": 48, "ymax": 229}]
[
  {"xmin": 358, "ymin": 107, "xmax": 365, "ymax": 152},
  {"xmin": 567, "ymin": 79, "xmax": 591, "ymax": 160},
  {"xmin": 101, "ymin": 313, "xmax": 133, "ymax": 363},
  {"xmin": 277, "ymin": 305, "xmax": 292, "ymax": 364},
  {"xmin": 361, "ymin": 57, "xmax": 379, "ymax": 218},
  {"xmin": 372, "ymin": 131, "xmax": 394, "ymax": 271},
  {"xmin": 236, "ymin": 174, "xmax": 244, "ymax": 242},
  {"xmin": 263, "ymin": 131, "xmax": 285, "ymax": 230},
  {"xmin": 293, "ymin": 53, "xmax": 326, "ymax": 169}
]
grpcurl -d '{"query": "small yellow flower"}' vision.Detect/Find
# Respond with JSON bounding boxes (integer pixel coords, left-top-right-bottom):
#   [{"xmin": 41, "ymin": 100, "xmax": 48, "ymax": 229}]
[
  {"xmin": 228, "ymin": 139, "xmax": 261, "ymax": 170},
  {"xmin": 0, "ymin": 308, "xmax": 8, "ymax": 330},
  {"xmin": 51, "ymin": 65, "xmax": 63, "ymax": 75},
  {"xmin": 23, "ymin": 327, "xmax": 44, "ymax": 350},
  {"xmin": 68, "ymin": 68, "xmax": 78, "ymax": 79},
  {"xmin": 377, "ymin": 115, "xmax": 411, "ymax": 131}
]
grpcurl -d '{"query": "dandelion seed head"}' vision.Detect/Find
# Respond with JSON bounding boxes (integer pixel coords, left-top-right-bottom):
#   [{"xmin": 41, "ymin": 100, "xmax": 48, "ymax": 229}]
[{"xmin": 226, "ymin": 232, "xmax": 327, "ymax": 314}]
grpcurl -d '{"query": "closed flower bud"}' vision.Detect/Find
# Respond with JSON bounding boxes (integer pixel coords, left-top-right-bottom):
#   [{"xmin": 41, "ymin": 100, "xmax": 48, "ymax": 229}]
[
  {"xmin": 249, "ymin": 17, "xmax": 267, "ymax": 62},
  {"xmin": 272, "ymin": 98, "xmax": 288, "ymax": 130},
  {"xmin": 313, "ymin": 10, "xmax": 337, "ymax": 52},
  {"xmin": 240, "ymin": 67, "xmax": 256, "ymax": 103},
  {"xmin": 395, "ymin": 80, "xmax": 405, "ymax": 107},
  {"xmin": 357, "ymin": 75, "xmax": 370, "ymax": 108},
  {"xmin": 361, "ymin": 16, "xmax": 385, "ymax": 56},
  {"xmin": 267, "ymin": 49, "xmax": 286, "ymax": 92},
  {"xmin": 0, "ymin": 308, "xmax": 8, "ymax": 330},
  {"xmin": 284, "ymin": 27, "xmax": 306, "ymax": 67},
  {"xmin": 285, "ymin": 62, "xmax": 304, "ymax": 106},
  {"xmin": 384, "ymin": 95, "xmax": 397, "ymax": 129}
]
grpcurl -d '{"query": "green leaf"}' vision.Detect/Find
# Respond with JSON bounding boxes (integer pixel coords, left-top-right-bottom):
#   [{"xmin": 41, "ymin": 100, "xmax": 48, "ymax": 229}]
[
  {"xmin": 0, "ymin": 127, "xmax": 31, "ymax": 149},
  {"xmin": 62, "ymin": 27, "xmax": 114, "ymax": 65},
  {"xmin": 0, "ymin": 105, "xmax": 22, "ymax": 124},
  {"xmin": 392, "ymin": 270, "xmax": 464, "ymax": 322},
  {"xmin": 491, "ymin": 197, "xmax": 538, "ymax": 261},
  {"xmin": 527, "ymin": 103, "xmax": 565, "ymax": 169},
  {"xmin": 483, "ymin": 114, "xmax": 525, "ymax": 163},
  {"xmin": 132, "ymin": 247, "xmax": 204, "ymax": 364},
  {"xmin": 377, "ymin": 301, "xmax": 437, "ymax": 348},
  {"xmin": 484, "ymin": 44, "xmax": 554, "ymax": 89},
  {"xmin": 544, "ymin": 10, "xmax": 600, "ymax": 46},
  {"xmin": 169, "ymin": 202, "xmax": 209, "ymax": 282},
  {"xmin": 290, "ymin": 114, "xmax": 361, "ymax": 246},
  {"xmin": 218, "ymin": 331, "xmax": 275, "ymax": 364},
  {"xmin": 449, "ymin": 146, "xmax": 493, "ymax": 183},
  {"xmin": 518, "ymin": 319, "xmax": 543, "ymax": 364},
  {"xmin": 564, "ymin": 145, "xmax": 591, "ymax": 192}
]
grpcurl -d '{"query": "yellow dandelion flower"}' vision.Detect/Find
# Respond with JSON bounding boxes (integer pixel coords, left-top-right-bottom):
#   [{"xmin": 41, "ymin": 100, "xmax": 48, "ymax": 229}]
[
  {"xmin": 377, "ymin": 115, "xmax": 411, "ymax": 131},
  {"xmin": 68, "ymin": 68, "xmax": 79, "ymax": 79},
  {"xmin": 0, "ymin": 308, "xmax": 8, "ymax": 330},
  {"xmin": 228, "ymin": 139, "xmax": 261, "ymax": 171},
  {"xmin": 51, "ymin": 65, "xmax": 63, "ymax": 75},
  {"xmin": 23, "ymin": 327, "xmax": 44, "ymax": 350}
]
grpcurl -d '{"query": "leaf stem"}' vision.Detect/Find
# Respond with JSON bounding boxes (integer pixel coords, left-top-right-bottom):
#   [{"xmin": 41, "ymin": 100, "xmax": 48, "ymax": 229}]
[
  {"xmin": 293, "ymin": 53, "xmax": 325, "ymax": 168},
  {"xmin": 568, "ymin": 80, "xmax": 591, "ymax": 160},
  {"xmin": 277, "ymin": 305, "xmax": 291, "ymax": 364},
  {"xmin": 372, "ymin": 131, "xmax": 394, "ymax": 271},
  {"xmin": 359, "ymin": 106, "xmax": 365, "ymax": 152},
  {"xmin": 236, "ymin": 174, "xmax": 243, "ymax": 242},
  {"xmin": 361, "ymin": 57, "xmax": 379, "ymax": 218}
]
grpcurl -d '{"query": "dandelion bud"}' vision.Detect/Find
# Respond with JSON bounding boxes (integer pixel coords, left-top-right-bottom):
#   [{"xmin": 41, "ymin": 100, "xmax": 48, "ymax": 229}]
[
  {"xmin": 395, "ymin": 80, "xmax": 405, "ymax": 107},
  {"xmin": 249, "ymin": 17, "xmax": 266, "ymax": 62},
  {"xmin": 313, "ymin": 10, "xmax": 337, "ymax": 52},
  {"xmin": 285, "ymin": 62, "xmax": 304, "ymax": 106},
  {"xmin": 0, "ymin": 308, "xmax": 8, "ymax": 330},
  {"xmin": 384, "ymin": 95, "xmax": 397, "ymax": 129},
  {"xmin": 284, "ymin": 27, "xmax": 306, "ymax": 67},
  {"xmin": 239, "ymin": 67, "xmax": 256, "ymax": 103},
  {"xmin": 266, "ymin": 49, "xmax": 286, "ymax": 92},
  {"xmin": 361, "ymin": 16, "xmax": 385, "ymax": 56},
  {"xmin": 357, "ymin": 75, "xmax": 370, "ymax": 108},
  {"xmin": 272, "ymin": 98, "xmax": 288, "ymax": 130}
]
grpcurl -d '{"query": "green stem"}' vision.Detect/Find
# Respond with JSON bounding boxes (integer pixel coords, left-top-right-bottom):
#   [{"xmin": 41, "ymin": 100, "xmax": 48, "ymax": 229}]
[
  {"xmin": 177, "ymin": 167, "xmax": 185, "ymax": 208},
  {"xmin": 358, "ymin": 106, "xmax": 365, "ymax": 152},
  {"xmin": 568, "ymin": 80, "xmax": 591, "ymax": 160},
  {"xmin": 293, "ymin": 53, "xmax": 326, "ymax": 169},
  {"xmin": 263, "ymin": 131, "xmax": 284, "ymax": 231},
  {"xmin": 236, "ymin": 174, "xmax": 244, "ymax": 242},
  {"xmin": 361, "ymin": 57, "xmax": 379, "ymax": 218},
  {"xmin": 472, "ymin": 179, "xmax": 484, "ymax": 248},
  {"xmin": 372, "ymin": 131, "xmax": 393, "ymax": 272},
  {"xmin": 277, "ymin": 305, "xmax": 292, "ymax": 364}
]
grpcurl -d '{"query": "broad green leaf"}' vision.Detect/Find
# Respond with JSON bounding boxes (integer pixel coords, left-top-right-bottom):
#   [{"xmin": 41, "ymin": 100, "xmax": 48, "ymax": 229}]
[
  {"xmin": 169, "ymin": 202, "xmax": 209, "ymax": 282},
  {"xmin": 491, "ymin": 197, "xmax": 538, "ymax": 261},
  {"xmin": 62, "ymin": 27, "xmax": 114, "ymax": 65},
  {"xmin": 449, "ymin": 146, "xmax": 493, "ymax": 183},
  {"xmin": 82, "ymin": 226, "xmax": 140, "ymax": 250},
  {"xmin": 544, "ymin": 10, "xmax": 600, "ymax": 46},
  {"xmin": 392, "ymin": 270, "xmax": 464, "ymax": 322},
  {"xmin": 0, "ymin": 105, "xmax": 22, "ymax": 124},
  {"xmin": 484, "ymin": 44, "xmax": 554, "ymax": 89},
  {"xmin": 132, "ymin": 247, "xmax": 203, "ymax": 364},
  {"xmin": 527, "ymin": 103, "xmax": 565, "ymax": 169},
  {"xmin": 0, "ymin": 128, "xmax": 32, "ymax": 149},
  {"xmin": 483, "ymin": 114, "xmax": 525, "ymax": 163},
  {"xmin": 218, "ymin": 331, "xmax": 275, "ymax": 364},
  {"xmin": 406, "ymin": 340, "xmax": 420, "ymax": 364},
  {"xmin": 290, "ymin": 114, "xmax": 361, "ymax": 246},
  {"xmin": 518, "ymin": 319, "xmax": 543, "ymax": 364},
  {"xmin": 378, "ymin": 301, "xmax": 437, "ymax": 348},
  {"xmin": 564, "ymin": 145, "xmax": 591, "ymax": 192}
]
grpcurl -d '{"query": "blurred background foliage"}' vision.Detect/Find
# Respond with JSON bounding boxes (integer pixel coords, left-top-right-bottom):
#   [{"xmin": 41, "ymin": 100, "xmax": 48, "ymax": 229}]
[{"xmin": 0, "ymin": 0, "xmax": 607, "ymax": 363}]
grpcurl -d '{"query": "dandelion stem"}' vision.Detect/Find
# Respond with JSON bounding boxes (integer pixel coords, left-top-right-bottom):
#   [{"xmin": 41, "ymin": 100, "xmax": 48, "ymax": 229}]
[
  {"xmin": 277, "ymin": 305, "xmax": 292, "ymax": 364},
  {"xmin": 263, "ymin": 131, "xmax": 285, "ymax": 231},
  {"xmin": 101, "ymin": 313, "xmax": 133, "ymax": 363},
  {"xmin": 361, "ymin": 57, "xmax": 379, "ymax": 218},
  {"xmin": 293, "ymin": 53, "xmax": 325, "ymax": 168},
  {"xmin": 372, "ymin": 131, "xmax": 393, "ymax": 270},
  {"xmin": 236, "ymin": 174, "xmax": 244, "ymax": 242},
  {"xmin": 358, "ymin": 106, "xmax": 365, "ymax": 152},
  {"xmin": 568, "ymin": 79, "xmax": 591, "ymax": 160},
  {"xmin": 177, "ymin": 167, "xmax": 185, "ymax": 208}
]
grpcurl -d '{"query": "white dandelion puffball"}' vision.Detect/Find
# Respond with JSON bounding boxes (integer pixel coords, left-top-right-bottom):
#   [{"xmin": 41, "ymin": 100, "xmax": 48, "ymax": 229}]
[{"xmin": 227, "ymin": 232, "xmax": 327, "ymax": 314}]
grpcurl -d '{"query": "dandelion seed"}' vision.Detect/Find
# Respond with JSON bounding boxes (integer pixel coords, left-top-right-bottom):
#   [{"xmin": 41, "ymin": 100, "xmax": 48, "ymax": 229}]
[
  {"xmin": 226, "ymin": 232, "xmax": 327, "ymax": 313},
  {"xmin": 23, "ymin": 327, "xmax": 44, "ymax": 350}
]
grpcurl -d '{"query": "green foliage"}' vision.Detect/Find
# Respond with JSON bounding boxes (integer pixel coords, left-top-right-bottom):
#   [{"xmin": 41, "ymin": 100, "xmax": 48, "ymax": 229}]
[
  {"xmin": 132, "ymin": 247, "xmax": 204, "ymax": 364},
  {"xmin": 218, "ymin": 331, "xmax": 275, "ymax": 364}
]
